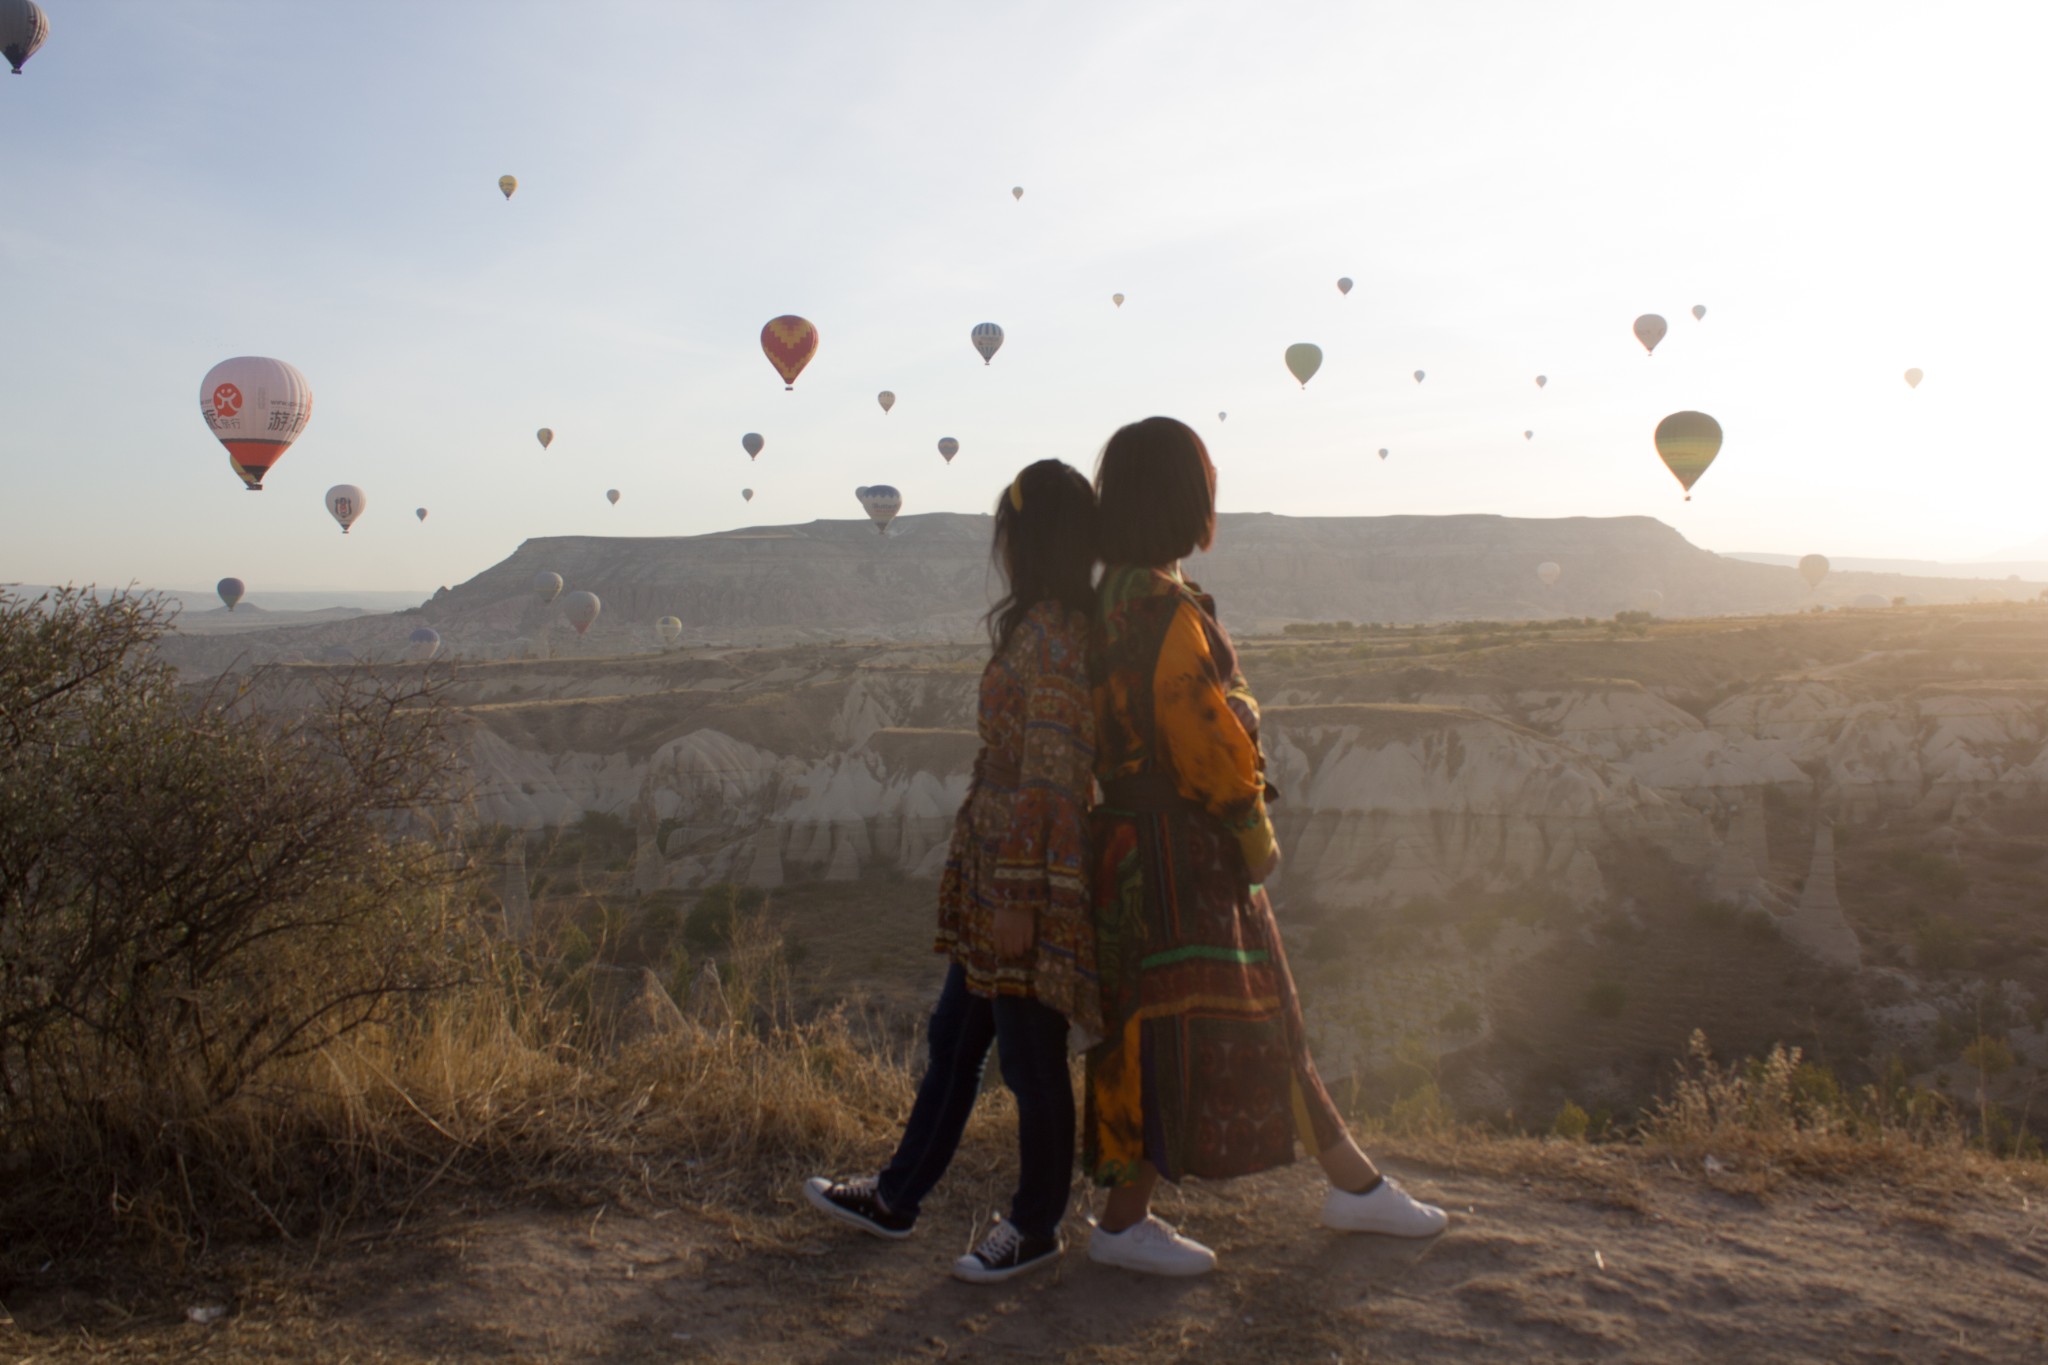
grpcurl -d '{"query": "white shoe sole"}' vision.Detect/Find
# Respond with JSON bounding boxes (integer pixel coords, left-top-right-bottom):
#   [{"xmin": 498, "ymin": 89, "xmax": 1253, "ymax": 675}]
[
  {"xmin": 950, "ymin": 1247, "xmax": 1062, "ymax": 1284},
  {"xmin": 1086, "ymin": 1235, "xmax": 1217, "ymax": 1277},
  {"xmin": 801, "ymin": 1179, "xmax": 914, "ymax": 1241}
]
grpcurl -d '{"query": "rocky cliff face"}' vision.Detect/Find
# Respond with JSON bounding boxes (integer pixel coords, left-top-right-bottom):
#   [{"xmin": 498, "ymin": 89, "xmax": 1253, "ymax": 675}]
[{"xmin": 155, "ymin": 513, "xmax": 2048, "ymax": 675}]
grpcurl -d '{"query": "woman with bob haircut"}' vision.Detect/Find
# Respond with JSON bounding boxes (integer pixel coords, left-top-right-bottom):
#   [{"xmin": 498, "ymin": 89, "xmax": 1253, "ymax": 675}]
[
  {"xmin": 1081, "ymin": 416, "xmax": 1447, "ymax": 1277},
  {"xmin": 805, "ymin": 459, "xmax": 1102, "ymax": 1285}
]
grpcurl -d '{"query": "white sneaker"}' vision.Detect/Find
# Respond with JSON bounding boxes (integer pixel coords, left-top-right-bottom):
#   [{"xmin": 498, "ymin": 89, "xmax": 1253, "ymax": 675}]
[
  {"xmin": 1320, "ymin": 1177, "xmax": 1448, "ymax": 1237},
  {"xmin": 1087, "ymin": 1214, "xmax": 1217, "ymax": 1277}
]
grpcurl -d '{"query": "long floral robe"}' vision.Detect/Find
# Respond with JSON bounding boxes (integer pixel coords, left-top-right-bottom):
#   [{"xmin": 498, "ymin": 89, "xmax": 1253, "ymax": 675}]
[{"xmin": 1083, "ymin": 565, "xmax": 1346, "ymax": 1186}]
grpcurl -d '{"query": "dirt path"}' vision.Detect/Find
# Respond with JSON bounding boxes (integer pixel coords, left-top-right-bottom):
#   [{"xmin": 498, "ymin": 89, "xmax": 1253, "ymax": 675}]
[{"xmin": 8, "ymin": 1150, "xmax": 2047, "ymax": 1363}]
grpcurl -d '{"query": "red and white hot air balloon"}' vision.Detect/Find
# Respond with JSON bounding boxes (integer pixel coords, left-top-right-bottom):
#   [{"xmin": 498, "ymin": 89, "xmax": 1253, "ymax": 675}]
[
  {"xmin": 563, "ymin": 590, "xmax": 602, "ymax": 636},
  {"xmin": 201, "ymin": 357, "xmax": 312, "ymax": 491}
]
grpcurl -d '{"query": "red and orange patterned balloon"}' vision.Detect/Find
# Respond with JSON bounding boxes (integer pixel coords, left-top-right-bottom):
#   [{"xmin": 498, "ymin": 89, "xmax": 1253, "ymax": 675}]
[{"xmin": 760, "ymin": 315, "xmax": 819, "ymax": 390}]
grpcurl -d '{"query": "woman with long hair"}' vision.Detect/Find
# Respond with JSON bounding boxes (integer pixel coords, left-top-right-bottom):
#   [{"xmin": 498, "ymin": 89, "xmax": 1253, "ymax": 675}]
[
  {"xmin": 804, "ymin": 459, "xmax": 1101, "ymax": 1284},
  {"xmin": 1082, "ymin": 417, "xmax": 1447, "ymax": 1276}
]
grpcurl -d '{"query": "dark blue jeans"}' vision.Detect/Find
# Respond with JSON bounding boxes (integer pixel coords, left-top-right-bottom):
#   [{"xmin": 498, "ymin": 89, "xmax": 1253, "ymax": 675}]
[{"xmin": 875, "ymin": 962, "xmax": 1075, "ymax": 1242}]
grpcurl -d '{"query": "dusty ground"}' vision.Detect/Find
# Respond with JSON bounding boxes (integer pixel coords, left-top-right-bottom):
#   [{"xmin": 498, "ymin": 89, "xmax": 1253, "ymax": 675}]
[{"xmin": 6, "ymin": 1148, "xmax": 2045, "ymax": 1364}]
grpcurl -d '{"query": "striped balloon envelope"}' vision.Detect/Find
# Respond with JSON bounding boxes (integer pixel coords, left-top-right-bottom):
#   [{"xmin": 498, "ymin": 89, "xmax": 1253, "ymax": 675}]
[{"xmin": 971, "ymin": 322, "xmax": 1004, "ymax": 365}]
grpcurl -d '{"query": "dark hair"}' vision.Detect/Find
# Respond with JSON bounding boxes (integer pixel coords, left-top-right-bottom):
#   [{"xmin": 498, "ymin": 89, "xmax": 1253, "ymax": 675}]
[
  {"xmin": 986, "ymin": 459, "xmax": 1099, "ymax": 651},
  {"xmin": 1093, "ymin": 416, "xmax": 1216, "ymax": 567}
]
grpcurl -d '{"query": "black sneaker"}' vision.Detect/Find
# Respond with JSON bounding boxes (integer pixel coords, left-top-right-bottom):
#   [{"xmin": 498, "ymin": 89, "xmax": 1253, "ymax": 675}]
[
  {"xmin": 802, "ymin": 1175, "xmax": 916, "ymax": 1239},
  {"xmin": 951, "ymin": 1218, "xmax": 1062, "ymax": 1284}
]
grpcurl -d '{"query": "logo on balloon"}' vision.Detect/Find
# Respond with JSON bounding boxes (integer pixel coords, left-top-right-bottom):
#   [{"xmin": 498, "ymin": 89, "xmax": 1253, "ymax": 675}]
[{"xmin": 211, "ymin": 383, "xmax": 243, "ymax": 419}]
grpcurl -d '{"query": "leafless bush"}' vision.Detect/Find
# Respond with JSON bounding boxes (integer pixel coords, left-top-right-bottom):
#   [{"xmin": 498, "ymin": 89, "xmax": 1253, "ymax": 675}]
[{"xmin": 0, "ymin": 587, "xmax": 474, "ymax": 1254}]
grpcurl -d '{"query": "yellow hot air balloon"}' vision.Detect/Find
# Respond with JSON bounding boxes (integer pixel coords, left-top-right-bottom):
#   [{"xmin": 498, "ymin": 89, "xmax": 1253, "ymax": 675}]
[
  {"xmin": 1798, "ymin": 554, "xmax": 1830, "ymax": 590},
  {"xmin": 657, "ymin": 616, "xmax": 683, "ymax": 646},
  {"xmin": 1112, "ymin": 293, "xmax": 1124, "ymax": 308},
  {"xmin": 499, "ymin": 175, "xmax": 517, "ymax": 200},
  {"xmin": 1653, "ymin": 411, "xmax": 1722, "ymax": 501},
  {"xmin": 1634, "ymin": 314, "xmax": 1668, "ymax": 355},
  {"xmin": 536, "ymin": 427, "xmax": 554, "ymax": 450},
  {"xmin": 1537, "ymin": 562, "xmax": 1562, "ymax": 586},
  {"xmin": 1284, "ymin": 343, "xmax": 1322, "ymax": 388}
]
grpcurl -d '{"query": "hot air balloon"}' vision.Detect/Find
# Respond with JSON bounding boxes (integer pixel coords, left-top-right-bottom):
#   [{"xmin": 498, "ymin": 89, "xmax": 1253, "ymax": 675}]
[
  {"xmin": 971, "ymin": 322, "xmax": 1005, "ymax": 365},
  {"xmin": 1634, "ymin": 588, "xmax": 1666, "ymax": 614},
  {"xmin": 1537, "ymin": 562, "xmax": 1562, "ymax": 586},
  {"xmin": 1413, "ymin": 370, "xmax": 1426, "ymax": 384},
  {"xmin": 408, "ymin": 627, "xmax": 441, "ymax": 661},
  {"xmin": 742, "ymin": 488, "xmax": 754, "ymax": 502},
  {"xmin": 606, "ymin": 489, "xmax": 620, "ymax": 506},
  {"xmin": 1218, "ymin": 412, "xmax": 1227, "ymax": 422},
  {"xmin": 498, "ymin": 175, "xmax": 517, "ymax": 200},
  {"xmin": 415, "ymin": 507, "xmax": 428, "ymax": 521},
  {"xmin": 201, "ymin": 357, "xmax": 313, "ymax": 491},
  {"xmin": 855, "ymin": 485, "xmax": 902, "ymax": 535},
  {"xmin": 536, "ymin": 427, "xmax": 554, "ymax": 449},
  {"xmin": 1535, "ymin": 375, "xmax": 1548, "ymax": 389},
  {"xmin": 1634, "ymin": 314, "xmax": 1668, "ymax": 355},
  {"xmin": 1377, "ymin": 448, "xmax": 1388, "ymax": 461},
  {"xmin": 877, "ymin": 390, "xmax": 895, "ymax": 413},
  {"xmin": 1653, "ymin": 411, "xmax": 1722, "ymax": 501},
  {"xmin": 938, "ymin": 437, "xmax": 959, "ymax": 464},
  {"xmin": 217, "ymin": 577, "xmax": 245, "ymax": 611},
  {"xmin": 761, "ymin": 315, "xmax": 819, "ymax": 389},
  {"xmin": 742, "ymin": 432, "xmax": 763, "ymax": 460},
  {"xmin": 2, "ymin": 0, "xmax": 49, "ymax": 73},
  {"xmin": 533, "ymin": 571, "xmax": 564, "ymax": 603},
  {"xmin": 1904, "ymin": 368, "xmax": 1924, "ymax": 389},
  {"xmin": 1798, "ymin": 554, "xmax": 1830, "ymax": 589},
  {"xmin": 562, "ymin": 590, "xmax": 601, "ymax": 636},
  {"xmin": 1112, "ymin": 293, "xmax": 1125, "ymax": 308},
  {"xmin": 656, "ymin": 616, "xmax": 682, "ymax": 646},
  {"xmin": 1692, "ymin": 304, "xmax": 1707, "ymax": 321},
  {"xmin": 1524, "ymin": 431, "xmax": 1534, "ymax": 441},
  {"xmin": 325, "ymin": 484, "xmax": 365, "ymax": 534},
  {"xmin": 1851, "ymin": 592, "xmax": 1890, "ymax": 610},
  {"xmin": 1337, "ymin": 277, "xmax": 1353, "ymax": 295},
  {"xmin": 1284, "ymin": 343, "xmax": 1322, "ymax": 388},
  {"xmin": 1011, "ymin": 186, "xmax": 1023, "ymax": 201}
]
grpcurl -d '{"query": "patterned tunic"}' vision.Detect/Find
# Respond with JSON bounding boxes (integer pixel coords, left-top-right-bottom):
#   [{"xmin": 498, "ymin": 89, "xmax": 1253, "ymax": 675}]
[
  {"xmin": 934, "ymin": 600, "xmax": 1101, "ymax": 1040},
  {"xmin": 1083, "ymin": 565, "xmax": 1347, "ymax": 1186}
]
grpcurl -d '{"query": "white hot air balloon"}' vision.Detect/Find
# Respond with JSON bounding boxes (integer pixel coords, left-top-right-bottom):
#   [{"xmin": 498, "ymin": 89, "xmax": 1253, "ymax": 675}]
[
  {"xmin": 201, "ymin": 357, "xmax": 313, "ymax": 491},
  {"xmin": 562, "ymin": 590, "xmax": 601, "ymax": 636},
  {"xmin": 877, "ymin": 390, "xmax": 896, "ymax": 413},
  {"xmin": 606, "ymin": 488, "xmax": 620, "ymax": 506},
  {"xmin": 533, "ymin": 571, "xmax": 564, "ymax": 603},
  {"xmin": 1537, "ymin": 561, "xmax": 1562, "ymax": 586},
  {"xmin": 325, "ymin": 484, "xmax": 366, "ymax": 534},
  {"xmin": 1904, "ymin": 368, "xmax": 1924, "ymax": 389},
  {"xmin": 971, "ymin": 322, "xmax": 1004, "ymax": 365},
  {"xmin": 415, "ymin": 507, "xmax": 428, "ymax": 521},
  {"xmin": 855, "ymin": 485, "xmax": 902, "ymax": 535},
  {"xmin": 656, "ymin": 616, "xmax": 683, "ymax": 646}
]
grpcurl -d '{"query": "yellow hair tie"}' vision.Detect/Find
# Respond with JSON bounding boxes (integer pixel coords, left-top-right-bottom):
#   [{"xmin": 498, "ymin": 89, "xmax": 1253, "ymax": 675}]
[{"xmin": 1008, "ymin": 475, "xmax": 1025, "ymax": 512}]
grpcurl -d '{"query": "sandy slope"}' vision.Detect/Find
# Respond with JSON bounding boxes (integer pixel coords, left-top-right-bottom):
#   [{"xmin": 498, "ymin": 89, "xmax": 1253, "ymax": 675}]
[{"xmin": 8, "ymin": 1149, "xmax": 2043, "ymax": 1363}]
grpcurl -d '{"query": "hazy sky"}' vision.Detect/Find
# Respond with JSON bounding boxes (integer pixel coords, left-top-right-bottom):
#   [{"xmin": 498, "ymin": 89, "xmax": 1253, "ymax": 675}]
[{"xmin": 3, "ymin": 1, "xmax": 2041, "ymax": 592}]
